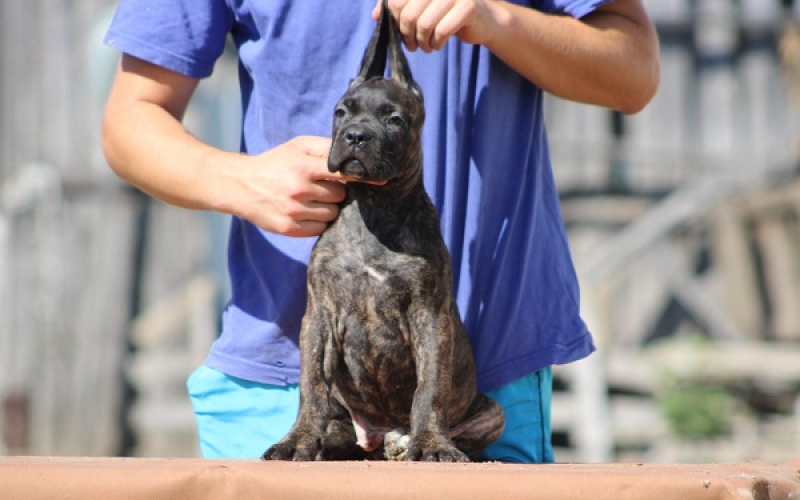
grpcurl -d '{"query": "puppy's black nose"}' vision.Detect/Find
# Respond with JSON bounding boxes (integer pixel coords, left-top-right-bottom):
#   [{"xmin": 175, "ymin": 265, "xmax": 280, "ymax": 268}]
[{"xmin": 345, "ymin": 128, "xmax": 370, "ymax": 146}]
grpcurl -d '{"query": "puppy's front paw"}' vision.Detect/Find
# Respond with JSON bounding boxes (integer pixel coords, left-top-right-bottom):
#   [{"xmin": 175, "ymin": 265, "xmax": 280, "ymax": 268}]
[
  {"xmin": 262, "ymin": 434, "xmax": 321, "ymax": 461},
  {"xmin": 405, "ymin": 432, "xmax": 469, "ymax": 463},
  {"xmin": 383, "ymin": 430, "xmax": 411, "ymax": 461}
]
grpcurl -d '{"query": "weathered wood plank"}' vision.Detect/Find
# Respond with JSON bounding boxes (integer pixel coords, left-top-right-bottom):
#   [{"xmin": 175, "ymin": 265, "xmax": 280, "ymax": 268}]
[
  {"xmin": 131, "ymin": 275, "xmax": 216, "ymax": 351},
  {"xmin": 578, "ymin": 174, "xmax": 746, "ymax": 284},
  {"xmin": 711, "ymin": 203, "xmax": 763, "ymax": 338},
  {"xmin": 651, "ymin": 244, "xmax": 747, "ymax": 341},
  {"xmin": 754, "ymin": 216, "xmax": 800, "ymax": 341}
]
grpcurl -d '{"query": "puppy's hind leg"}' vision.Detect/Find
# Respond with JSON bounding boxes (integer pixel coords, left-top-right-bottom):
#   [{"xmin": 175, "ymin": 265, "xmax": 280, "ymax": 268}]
[
  {"xmin": 450, "ymin": 394, "xmax": 505, "ymax": 461},
  {"xmin": 319, "ymin": 399, "xmax": 370, "ymax": 461}
]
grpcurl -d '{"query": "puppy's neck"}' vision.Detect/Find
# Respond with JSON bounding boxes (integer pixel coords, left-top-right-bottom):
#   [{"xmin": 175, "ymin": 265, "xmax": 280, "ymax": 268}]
[
  {"xmin": 346, "ymin": 159, "xmax": 423, "ymax": 204},
  {"xmin": 344, "ymin": 165, "xmax": 427, "ymax": 228}
]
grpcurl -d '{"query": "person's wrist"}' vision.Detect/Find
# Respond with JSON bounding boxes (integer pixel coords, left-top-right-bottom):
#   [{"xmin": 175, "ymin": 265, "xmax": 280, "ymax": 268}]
[
  {"xmin": 196, "ymin": 148, "xmax": 248, "ymax": 218},
  {"xmin": 480, "ymin": 0, "xmax": 513, "ymax": 50}
]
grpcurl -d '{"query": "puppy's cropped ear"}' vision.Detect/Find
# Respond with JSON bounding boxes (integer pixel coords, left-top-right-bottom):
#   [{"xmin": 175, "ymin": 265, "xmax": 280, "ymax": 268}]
[
  {"xmin": 386, "ymin": 2, "xmax": 423, "ymax": 100},
  {"xmin": 353, "ymin": 0, "xmax": 391, "ymax": 87}
]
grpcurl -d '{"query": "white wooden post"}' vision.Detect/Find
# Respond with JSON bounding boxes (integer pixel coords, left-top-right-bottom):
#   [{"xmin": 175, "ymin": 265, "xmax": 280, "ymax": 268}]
[{"xmin": 573, "ymin": 354, "xmax": 613, "ymax": 463}]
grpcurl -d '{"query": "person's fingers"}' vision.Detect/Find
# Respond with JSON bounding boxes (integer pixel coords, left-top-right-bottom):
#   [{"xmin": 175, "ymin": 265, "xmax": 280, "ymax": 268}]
[
  {"xmin": 279, "ymin": 218, "xmax": 335, "ymax": 238},
  {"xmin": 390, "ymin": 0, "xmax": 422, "ymax": 51},
  {"xmin": 304, "ymin": 201, "xmax": 343, "ymax": 222},
  {"xmin": 429, "ymin": 0, "xmax": 471, "ymax": 50},
  {"xmin": 287, "ymin": 200, "xmax": 341, "ymax": 224},
  {"xmin": 288, "ymin": 136, "xmax": 350, "ymax": 184},
  {"xmin": 294, "ymin": 220, "xmax": 333, "ymax": 237},
  {"xmin": 372, "ymin": 0, "xmax": 382, "ymax": 20},
  {"xmin": 301, "ymin": 178, "xmax": 348, "ymax": 204},
  {"xmin": 291, "ymin": 135, "xmax": 331, "ymax": 158},
  {"xmin": 268, "ymin": 198, "xmax": 341, "ymax": 237},
  {"xmin": 416, "ymin": 0, "xmax": 455, "ymax": 52}
]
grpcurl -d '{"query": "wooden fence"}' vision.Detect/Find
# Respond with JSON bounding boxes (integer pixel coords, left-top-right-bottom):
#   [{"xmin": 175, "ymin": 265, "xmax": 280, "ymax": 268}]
[
  {"xmin": 0, "ymin": 0, "xmax": 230, "ymax": 456},
  {"xmin": 546, "ymin": 0, "xmax": 800, "ymax": 463}
]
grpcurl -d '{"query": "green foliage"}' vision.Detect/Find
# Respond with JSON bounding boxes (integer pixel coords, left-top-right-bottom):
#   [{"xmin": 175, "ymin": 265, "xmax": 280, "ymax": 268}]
[{"xmin": 658, "ymin": 381, "xmax": 735, "ymax": 439}]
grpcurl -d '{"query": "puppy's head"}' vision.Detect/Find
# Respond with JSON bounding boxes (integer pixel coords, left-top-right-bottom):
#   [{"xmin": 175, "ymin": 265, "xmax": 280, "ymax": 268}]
[
  {"xmin": 328, "ymin": 78, "xmax": 423, "ymax": 183},
  {"xmin": 328, "ymin": 0, "xmax": 424, "ymax": 184}
]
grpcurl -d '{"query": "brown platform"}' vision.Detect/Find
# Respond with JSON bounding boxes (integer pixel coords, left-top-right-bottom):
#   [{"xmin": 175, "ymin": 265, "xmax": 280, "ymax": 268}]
[{"xmin": 1, "ymin": 457, "xmax": 799, "ymax": 499}]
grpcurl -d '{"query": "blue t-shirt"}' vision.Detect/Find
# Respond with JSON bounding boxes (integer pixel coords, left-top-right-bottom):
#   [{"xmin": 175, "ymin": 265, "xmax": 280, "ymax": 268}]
[{"xmin": 106, "ymin": 0, "xmax": 601, "ymax": 393}]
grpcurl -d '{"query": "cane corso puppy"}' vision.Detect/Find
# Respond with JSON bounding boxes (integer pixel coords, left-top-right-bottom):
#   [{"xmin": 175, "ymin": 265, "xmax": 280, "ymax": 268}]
[{"xmin": 263, "ymin": 0, "xmax": 504, "ymax": 462}]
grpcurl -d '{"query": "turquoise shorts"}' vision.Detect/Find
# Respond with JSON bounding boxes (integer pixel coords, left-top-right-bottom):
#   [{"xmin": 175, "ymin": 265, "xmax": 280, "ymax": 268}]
[{"xmin": 187, "ymin": 364, "xmax": 553, "ymax": 463}]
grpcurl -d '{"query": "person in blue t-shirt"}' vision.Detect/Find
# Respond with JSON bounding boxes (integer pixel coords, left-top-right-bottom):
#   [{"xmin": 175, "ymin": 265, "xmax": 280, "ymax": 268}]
[{"xmin": 102, "ymin": 0, "xmax": 659, "ymax": 462}]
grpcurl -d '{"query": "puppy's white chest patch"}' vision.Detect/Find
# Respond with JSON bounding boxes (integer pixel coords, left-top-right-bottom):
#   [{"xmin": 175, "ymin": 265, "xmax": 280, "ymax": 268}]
[{"xmin": 364, "ymin": 264, "xmax": 387, "ymax": 283}]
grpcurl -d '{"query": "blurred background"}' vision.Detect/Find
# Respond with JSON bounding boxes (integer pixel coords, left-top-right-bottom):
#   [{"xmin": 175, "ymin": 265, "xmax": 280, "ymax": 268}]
[{"xmin": 0, "ymin": 0, "xmax": 798, "ymax": 463}]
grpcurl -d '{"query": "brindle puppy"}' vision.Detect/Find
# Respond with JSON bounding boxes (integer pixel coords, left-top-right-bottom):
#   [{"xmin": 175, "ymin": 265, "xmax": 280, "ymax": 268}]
[{"xmin": 263, "ymin": 0, "xmax": 504, "ymax": 462}]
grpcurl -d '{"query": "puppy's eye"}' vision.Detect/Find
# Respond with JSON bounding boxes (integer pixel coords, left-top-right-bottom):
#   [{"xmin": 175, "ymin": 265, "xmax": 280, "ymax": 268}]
[
  {"xmin": 334, "ymin": 108, "xmax": 347, "ymax": 119},
  {"xmin": 387, "ymin": 115, "xmax": 406, "ymax": 128}
]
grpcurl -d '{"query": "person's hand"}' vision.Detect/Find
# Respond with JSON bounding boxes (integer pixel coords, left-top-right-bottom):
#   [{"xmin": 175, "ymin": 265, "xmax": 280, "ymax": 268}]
[
  {"xmin": 373, "ymin": 0, "xmax": 501, "ymax": 53},
  {"xmin": 223, "ymin": 136, "xmax": 355, "ymax": 237}
]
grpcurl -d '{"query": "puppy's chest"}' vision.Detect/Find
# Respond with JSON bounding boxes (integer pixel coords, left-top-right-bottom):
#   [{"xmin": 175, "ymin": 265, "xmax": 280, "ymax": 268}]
[{"xmin": 312, "ymin": 207, "xmax": 427, "ymax": 295}]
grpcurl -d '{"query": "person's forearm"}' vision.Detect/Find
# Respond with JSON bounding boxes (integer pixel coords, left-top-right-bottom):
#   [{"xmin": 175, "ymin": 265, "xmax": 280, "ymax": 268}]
[
  {"xmin": 484, "ymin": 1, "xmax": 659, "ymax": 114},
  {"xmin": 102, "ymin": 57, "xmax": 355, "ymax": 237},
  {"xmin": 102, "ymin": 96, "xmax": 237, "ymax": 215}
]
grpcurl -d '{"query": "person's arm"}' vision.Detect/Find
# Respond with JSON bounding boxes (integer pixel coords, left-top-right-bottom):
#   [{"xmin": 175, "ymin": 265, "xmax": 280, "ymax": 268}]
[
  {"xmin": 377, "ymin": 0, "xmax": 660, "ymax": 114},
  {"xmin": 102, "ymin": 55, "xmax": 353, "ymax": 237}
]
